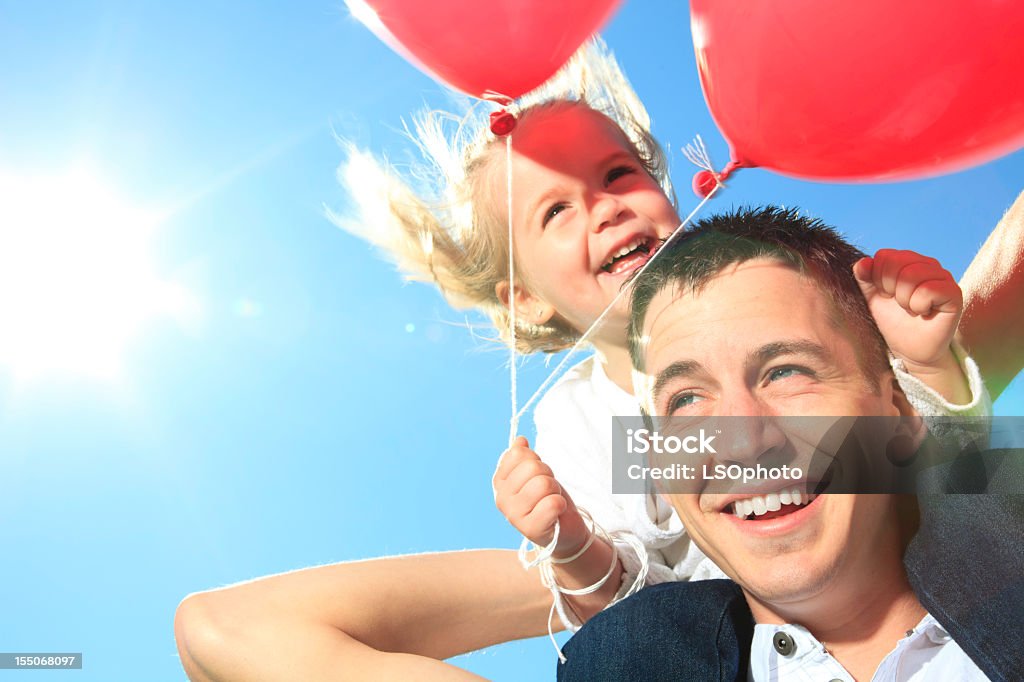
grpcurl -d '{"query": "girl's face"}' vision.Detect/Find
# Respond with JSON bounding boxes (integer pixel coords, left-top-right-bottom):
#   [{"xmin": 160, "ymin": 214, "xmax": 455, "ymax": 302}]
[{"xmin": 497, "ymin": 105, "xmax": 681, "ymax": 344}]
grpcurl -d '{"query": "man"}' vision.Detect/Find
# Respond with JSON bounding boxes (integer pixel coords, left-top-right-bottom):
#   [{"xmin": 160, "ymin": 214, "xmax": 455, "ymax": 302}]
[{"xmin": 558, "ymin": 207, "xmax": 1023, "ymax": 681}]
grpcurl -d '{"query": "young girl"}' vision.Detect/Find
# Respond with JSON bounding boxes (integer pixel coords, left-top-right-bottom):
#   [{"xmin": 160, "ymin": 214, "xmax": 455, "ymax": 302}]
[{"xmin": 174, "ymin": 42, "xmax": 1021, "ymax": 681}]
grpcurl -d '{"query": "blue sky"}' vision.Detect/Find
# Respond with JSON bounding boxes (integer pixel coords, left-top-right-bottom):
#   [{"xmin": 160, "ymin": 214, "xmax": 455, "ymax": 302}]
[{"xmin": 1, "ymin": 2, "xmax": 1022, "ymax": 680}]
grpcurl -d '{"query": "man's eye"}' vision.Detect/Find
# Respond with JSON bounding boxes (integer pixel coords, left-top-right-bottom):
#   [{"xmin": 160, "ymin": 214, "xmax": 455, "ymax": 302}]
[
  {"xmin": 669, "ymin": 392, "xmax": 703, "ymax": 412},
  {"xmin": 542, "ymin": 202, "xmax": 568, "ymax": 227},
  {"xmin": 767, "ymin": 366, "xmax": 813, "ymax": 382},
  {"xmin": 605, "ymin": 165, "xmax": 636, "ymax": 185}
]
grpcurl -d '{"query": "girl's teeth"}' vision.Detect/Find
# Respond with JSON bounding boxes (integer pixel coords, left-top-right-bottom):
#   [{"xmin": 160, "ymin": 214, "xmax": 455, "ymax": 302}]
[
  {"xmin": 731, "ymin": 488, "xmax": 813, "ymax": 519},
  {"xmin": 604, "ymin": 238, "xmax": 647, "ymax": 268}
]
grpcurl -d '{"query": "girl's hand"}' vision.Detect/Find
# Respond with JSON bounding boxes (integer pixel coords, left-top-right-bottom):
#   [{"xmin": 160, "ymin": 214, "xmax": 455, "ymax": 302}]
[
  {"xmin": 492, "ymin": 437, "xmax": 590, "ymax": 558},
  {"xmin": 854, "ymin": 249, "xmax": 971, "ymax": 404},
  {"xmin": 853, "ymin": 249, "xmax": 963, "ymax": 369}
]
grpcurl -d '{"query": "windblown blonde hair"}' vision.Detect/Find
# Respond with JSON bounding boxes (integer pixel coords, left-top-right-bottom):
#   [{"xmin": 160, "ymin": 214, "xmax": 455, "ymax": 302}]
[{"xmin": 329, "ymin": 39, "xmax": 673, "ymax": 353}]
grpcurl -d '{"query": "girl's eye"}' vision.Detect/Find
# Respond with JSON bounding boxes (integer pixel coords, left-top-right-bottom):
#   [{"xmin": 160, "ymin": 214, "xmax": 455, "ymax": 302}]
[
  {"xmin": 767, "ymin": 366, "xmax": 813, "ymax": 383},
  {"xmin": 605, "ymin": 165, "xmax": 637, "ymax": 185},
  {"xmin": 669, "ymin": 392, "xmax": 704, "ymax": 412},
  {"xmin": 542, "ymin": 202, "xmax": 568, "ymax": 227}
]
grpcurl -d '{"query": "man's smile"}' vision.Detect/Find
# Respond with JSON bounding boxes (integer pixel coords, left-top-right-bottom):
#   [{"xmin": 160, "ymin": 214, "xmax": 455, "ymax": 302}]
[
  {"xmin": 727, "ymin": 488, "xmax": 816, "ymax": 520},
  {"xmin": 716, "ymin": 490, "xmax": 826, "ymax": 539}
]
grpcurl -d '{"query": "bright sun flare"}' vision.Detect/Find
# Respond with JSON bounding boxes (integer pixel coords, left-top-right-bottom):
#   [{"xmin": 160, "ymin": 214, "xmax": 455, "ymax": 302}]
[{"xmin": 0, "ymin": 164, "xmax": 197, "ymax": 382}]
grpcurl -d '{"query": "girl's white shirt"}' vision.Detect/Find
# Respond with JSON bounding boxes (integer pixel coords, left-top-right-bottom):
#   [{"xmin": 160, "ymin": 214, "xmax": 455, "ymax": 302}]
[{"xmin": 532, "ymin": 350, "xmax": 990, "ymax": 631}]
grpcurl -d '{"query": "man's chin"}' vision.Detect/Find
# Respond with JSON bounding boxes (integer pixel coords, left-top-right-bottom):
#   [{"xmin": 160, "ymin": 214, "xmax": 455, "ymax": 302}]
[
  {"xmin": 734, "ymin": 560, "xmax": 840, "ymax": 616},
  {"xmin": 710, "ymin": 504, "xmax": 838, "ymax": 606}
]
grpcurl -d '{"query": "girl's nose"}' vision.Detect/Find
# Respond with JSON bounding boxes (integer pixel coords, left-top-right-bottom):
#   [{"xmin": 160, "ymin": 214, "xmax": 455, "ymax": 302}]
[{"xmin": 590, "ymin": 194, "xmax": 627, "ymax": 232}]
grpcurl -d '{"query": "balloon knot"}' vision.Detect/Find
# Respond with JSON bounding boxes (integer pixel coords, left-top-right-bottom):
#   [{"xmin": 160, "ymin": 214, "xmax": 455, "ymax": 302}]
[
  {"xmin": 692, "ymin": 170, "xmax": 718, "ymax": 198},
  {"xmin": 490, "ymin": 110, "xmax": 517, "ymax": 137},
  {"xmin": 692, "ymin": 161, "xmax": 746, "ymax": 198}
]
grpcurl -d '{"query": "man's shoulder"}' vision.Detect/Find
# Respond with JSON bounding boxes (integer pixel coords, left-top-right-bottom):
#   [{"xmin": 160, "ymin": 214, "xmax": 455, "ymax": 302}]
[
  {"xmin": 559, "ymin": 579, "xmax": 753, "ymax": 682},
  {"xmin": 593, "ymin": 579, "xmax": 747, "ymax": 627}
]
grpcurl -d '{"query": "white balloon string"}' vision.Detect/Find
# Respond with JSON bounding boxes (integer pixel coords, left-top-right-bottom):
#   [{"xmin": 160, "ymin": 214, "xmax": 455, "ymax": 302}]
[
  {"xmin": 506, "ymin": 134, "xmax": 519, "ymax": 447},
  {"xmin": 513, "ymin": 185, "xmax": 720, "ymax": 423}
]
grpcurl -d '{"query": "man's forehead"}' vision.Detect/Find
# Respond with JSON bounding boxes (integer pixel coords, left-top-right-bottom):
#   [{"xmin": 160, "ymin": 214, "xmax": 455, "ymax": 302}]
[
  {"xmin": 641, "ymin": 260, "xmax": 818, "ymax": 349},
  {"xmin": 632, "ymin": 259, "xmax": 832, "ymax": 405}
]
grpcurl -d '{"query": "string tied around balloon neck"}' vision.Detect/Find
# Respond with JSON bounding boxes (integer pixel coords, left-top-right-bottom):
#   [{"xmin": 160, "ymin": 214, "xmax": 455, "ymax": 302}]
[
  {"xmin": 484, "ymin": 92, "xmax": 517, "ymax": 137},
  {"xmin": 683, "ymin": 135, "xmax": 748, "ymax": 198},
  {"xmin": 490, "ymin": 109, "xmax": 517, "ymax": 136}
]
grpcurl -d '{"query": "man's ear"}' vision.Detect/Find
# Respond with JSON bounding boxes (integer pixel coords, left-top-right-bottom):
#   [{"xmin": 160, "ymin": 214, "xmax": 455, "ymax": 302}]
[
  {"xmin": 887, "ymin": 374, "xmax": 929, "ymax": 462},
  {"xmin": 888, "ymin": 374, "xmax": 917, "ymax": 417},
  {"xmin": 495, "ymin": 280, "xmax": 556, "ymax": 326}
]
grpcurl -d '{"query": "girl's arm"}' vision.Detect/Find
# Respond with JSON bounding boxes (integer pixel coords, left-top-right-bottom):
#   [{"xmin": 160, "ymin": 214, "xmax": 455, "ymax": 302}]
[
  {"xmin": 175, "ymin": 549, "xmax": 554, "ymax": 681},
  {"xmin": 493, "ymin": 437, "xmax": 627, "ymax": 625},
  {"xmin": 959, "ymin": 190, "xmax": 1024, "ymax": 401}
]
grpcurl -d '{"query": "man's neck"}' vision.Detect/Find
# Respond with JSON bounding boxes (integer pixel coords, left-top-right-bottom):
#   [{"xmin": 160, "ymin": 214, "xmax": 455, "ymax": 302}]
[{"xmin": 748, "ymin": 561, "xmax": 926, "ymax": 682}]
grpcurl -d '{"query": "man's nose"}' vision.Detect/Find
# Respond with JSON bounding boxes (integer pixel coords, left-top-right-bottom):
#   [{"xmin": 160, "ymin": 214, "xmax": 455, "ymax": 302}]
[
  {"xmin": 709, "ymin": 393, "xmax": 787, "ymax": 466},
  {"xmin": 590, "ymin": 193, "xmax": 626, "ymax": 232}
]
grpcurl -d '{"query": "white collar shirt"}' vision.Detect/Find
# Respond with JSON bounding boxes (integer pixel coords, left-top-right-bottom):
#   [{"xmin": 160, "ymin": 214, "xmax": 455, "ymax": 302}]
[{"xmin": 749, "ymin": 614, "xmax": 989, "ymax": 681}]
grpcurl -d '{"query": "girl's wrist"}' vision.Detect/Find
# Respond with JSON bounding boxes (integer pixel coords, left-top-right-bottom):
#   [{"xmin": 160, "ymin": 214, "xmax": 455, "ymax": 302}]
[
  {"xmin": 896, "ymin": 346, "xmax": 958, "ymax": 377},
  {"xmin": 896, "ymin": 346, "xmax": 972, "ymax": 405},
  {"xmin": 550, "ymin": 536, "xmax": 619, "ymax": 590},
  {"xmin": 551, "ymin": 530, "xmax": 594, "ymax": 563},
  {"xmin": 558, "ymin": 542, "xmax": 623, "ymax": 618}
]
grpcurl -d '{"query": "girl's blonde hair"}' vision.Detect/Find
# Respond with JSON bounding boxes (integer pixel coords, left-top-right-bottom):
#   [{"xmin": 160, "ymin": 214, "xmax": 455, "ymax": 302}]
[{"xmin": 330, "ymin": 39, "xmax": 673, "ymax": 353}]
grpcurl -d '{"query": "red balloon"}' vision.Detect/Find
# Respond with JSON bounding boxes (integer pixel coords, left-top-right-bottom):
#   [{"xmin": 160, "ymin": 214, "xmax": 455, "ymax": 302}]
[
  {"xmin": 350, "ymin": 0, "xmax": 621, "ymax": 100},
  {"xmin": 691, "ymin": 0, "xmax": 1024, "ymax": 181}
]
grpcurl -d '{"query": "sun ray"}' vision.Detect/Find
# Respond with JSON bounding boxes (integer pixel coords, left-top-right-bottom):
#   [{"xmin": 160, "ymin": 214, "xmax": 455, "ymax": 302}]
[{"xmin": 159, "ymin": 124, "xmax": 322, "ymax": 222}]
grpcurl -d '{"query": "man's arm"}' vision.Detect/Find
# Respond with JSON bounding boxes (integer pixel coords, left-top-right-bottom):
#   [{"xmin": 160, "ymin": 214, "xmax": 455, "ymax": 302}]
[
  {"xmin": 174, "ymin": 549, "xmax": 555, "ymax": 681},
  {"xmin": 958, "ymin": 190, "xmax": 1024, "ymax": 401}
]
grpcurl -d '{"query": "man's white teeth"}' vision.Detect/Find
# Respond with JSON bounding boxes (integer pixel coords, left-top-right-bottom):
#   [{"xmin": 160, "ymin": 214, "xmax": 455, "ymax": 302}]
[
  {"xmin": 603, "ymin": 238, "xmax": 647, "ymax": 268},
  {"xmin": 731, "ymin": 488, "xmax": 813, "ymax": 519},
  {"xmin": 734, "ymin": 498, "xmax": 753, "ymax": 518}
]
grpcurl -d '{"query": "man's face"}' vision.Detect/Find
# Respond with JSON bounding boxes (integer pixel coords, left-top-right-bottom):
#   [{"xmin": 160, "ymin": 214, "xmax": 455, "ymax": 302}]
[{"xmin": 637, "ymin": 258, "xmax": 905, "ymax": 615}]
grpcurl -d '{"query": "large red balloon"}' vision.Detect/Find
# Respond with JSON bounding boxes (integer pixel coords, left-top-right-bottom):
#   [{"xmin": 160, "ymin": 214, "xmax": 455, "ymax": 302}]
[
  {"xmin": 691, "ymin": 0, "xmax": 1024, "ymax": 181},
  {"xmin": 350, "ymin": 0, "xmax": 621, "ymax": 100}
]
